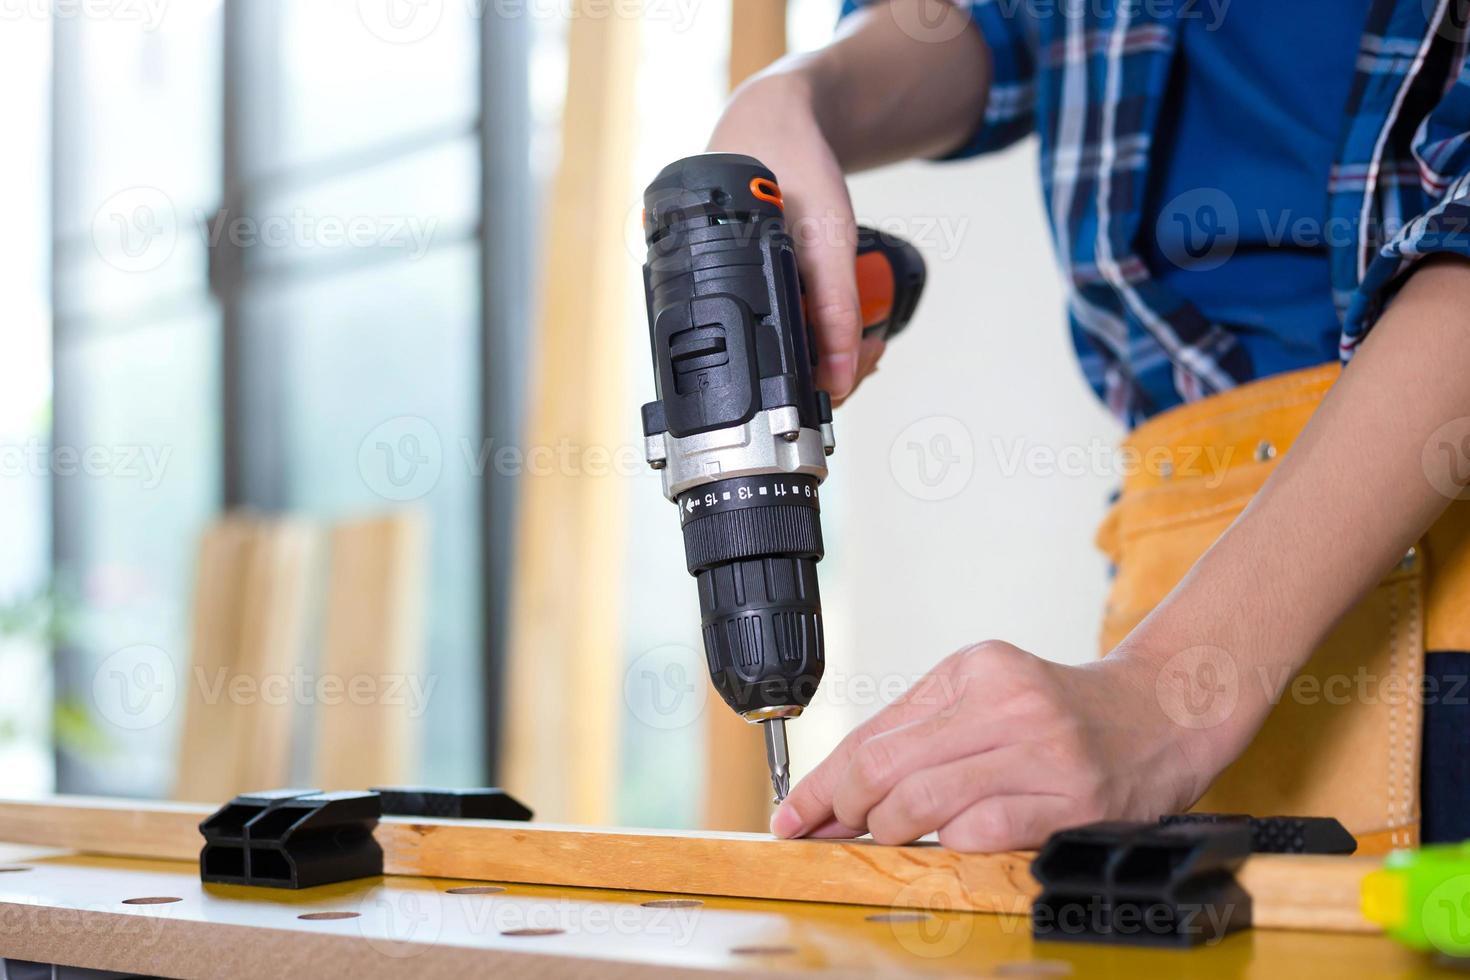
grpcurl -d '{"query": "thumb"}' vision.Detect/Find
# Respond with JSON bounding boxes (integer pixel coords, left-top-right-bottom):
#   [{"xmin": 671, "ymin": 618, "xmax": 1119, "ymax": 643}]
[{"xmin": 788, "ymin": 200, "xmax": 861, "ymax": 403}]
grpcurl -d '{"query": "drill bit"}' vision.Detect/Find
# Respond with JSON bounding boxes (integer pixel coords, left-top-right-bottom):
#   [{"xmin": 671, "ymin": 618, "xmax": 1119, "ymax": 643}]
[{"xmin": 763, "ymin": 718, "xmax": 791, "ymax": 804}]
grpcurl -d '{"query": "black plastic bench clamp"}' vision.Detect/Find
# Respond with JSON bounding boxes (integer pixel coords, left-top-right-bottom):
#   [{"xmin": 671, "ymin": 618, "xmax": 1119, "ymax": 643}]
[
  {"xmin": 371, "ymin": 786, "xmax": 534, "ymax": 821},
  {"xmin": 200, "ymin": 789, "xmax": 382, "ymax": 889},
  {"xmin": 1030, "ymin": 813, "xmax": 1355, "ymax": 947}
]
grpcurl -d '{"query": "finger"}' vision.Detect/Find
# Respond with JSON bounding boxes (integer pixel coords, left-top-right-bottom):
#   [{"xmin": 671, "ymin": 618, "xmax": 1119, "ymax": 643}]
[
  {"xmin": 836, "ymin": 337, "xmax": 886, "ymax": 405},
  {"xmin": 771, "ymin": 659, "xmax": 971, "ymax": 839},
  {"xmin": 863, "ymin": 745, "xmax": 1042, "ymax": 845},
  {"xmin": 937, "ymin": 794, "xmax": 1079, "ymax": 853},
  {"xmin": 786, "ymin": 196, "xmax": 860, "ymax": 401},
  {"xmin": 799, "ymin": 816, "xmax": 867, "ymax": 839},
  {"xmin": 830, "ymin": 713, "xmax": 1012, "ymax": 833}
]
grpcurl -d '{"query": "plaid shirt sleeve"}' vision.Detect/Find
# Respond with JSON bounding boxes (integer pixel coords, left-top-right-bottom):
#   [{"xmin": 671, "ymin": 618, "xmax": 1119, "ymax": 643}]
[
  {"xmin": 1343, "ymin": 35, "xmax": 1470, "ymax": 349},
  {"xmin": 838, "ymin": 0, "xmax": 1038, "ymax": 156}
]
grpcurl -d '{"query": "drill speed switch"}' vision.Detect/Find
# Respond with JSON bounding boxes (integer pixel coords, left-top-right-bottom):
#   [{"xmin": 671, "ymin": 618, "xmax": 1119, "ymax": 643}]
[{"xmin": 639, "ymin": 153, "xmax": 924, "ymax": 803}]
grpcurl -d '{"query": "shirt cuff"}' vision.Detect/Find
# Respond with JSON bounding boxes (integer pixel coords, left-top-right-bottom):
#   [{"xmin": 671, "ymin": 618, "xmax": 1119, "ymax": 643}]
[
  {"xmin": 838, "ymin": 0, "xmax": 1037, "ymax": 158},
  {"xmin": 1341, "ymin": 184, "xmax": 1470, "ymax": 357}
]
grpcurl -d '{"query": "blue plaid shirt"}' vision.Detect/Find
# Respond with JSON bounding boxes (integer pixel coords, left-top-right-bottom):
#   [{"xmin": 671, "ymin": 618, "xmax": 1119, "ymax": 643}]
[{"xmin": 842, "ymin": 0, "xmax": 1470, "ymax": 424}]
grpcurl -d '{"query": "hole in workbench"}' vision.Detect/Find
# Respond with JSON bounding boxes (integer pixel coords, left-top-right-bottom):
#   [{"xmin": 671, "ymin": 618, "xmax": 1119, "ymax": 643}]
[
  {"xmin": 730, "ymin": 945, "xmax": 798, "ymax": 956},
  {"xmin": 446, "ymin": 886, "xmax": 505, "ymax": 895},
  {"xmin": 501, "ymin": 928, "xmax": 565, "ymax": 937},
  {"xmin": 865, "ymin": 912, "xmax": 932, "ymax": 923},
  {"xmin": 122, "ymin": 896, "xmax": 182, "ymax": 905},
  {"xmin": 299, "ymin": 912, "xmax": 361, "ymax": 921},
  {"xmin": 641, "ymin": 899, "xmax": 703, "ymax": 909}
]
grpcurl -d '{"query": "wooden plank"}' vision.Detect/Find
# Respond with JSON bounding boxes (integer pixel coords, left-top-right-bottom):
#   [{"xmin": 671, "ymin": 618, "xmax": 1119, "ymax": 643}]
[
  {"xmin": 175, "ymin": 519, "xmax": 253, "ymax": 803},
  {"xmin": 728, "ymin": 0, "xmax": 789, "ymax": 92},
  {"xmin": 501, "ymin": 0, "xmax": 640, "ymax": 825},
  {"xmin": 313, "ymin": 512, "xmax": 428, "ymax": 790},
  {"xmin": 238, "ymin": 519, "xmax": 318, "ymax": 791},
  {"xmin": 703, "ymin": 0, "xmax": 792, "ymax": 838},
  {"xmin": 175, "ymin": 517, "xmax": 317, "ymax": 803},
  {"xmin": 0, "ymin": 797, "xmax": 1381, "ymax": 932}
]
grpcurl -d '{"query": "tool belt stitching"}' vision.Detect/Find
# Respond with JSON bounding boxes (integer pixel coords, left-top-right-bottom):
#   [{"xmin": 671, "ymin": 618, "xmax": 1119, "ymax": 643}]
[
  {"xmin": 1389, "ymin": 578, "xmax": 1400, "ymax": 846},
  {"xmin": 1126, "ymin": 366, "xmax": 1336, "ymax": 445},
  {"xmin": 1125, "ymin": 390, "xmax": 1326, "ymax": 466}
]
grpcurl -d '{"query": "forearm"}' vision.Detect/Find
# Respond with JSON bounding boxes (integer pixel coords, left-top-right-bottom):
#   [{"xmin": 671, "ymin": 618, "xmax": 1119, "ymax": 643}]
[
  {"xmin": 735, "ymin": 0, "xmax": 991, "ymax": 170},
  {"xmin": 1119, "ymin": 259, "xmax": 1470, "ymax": 787}
]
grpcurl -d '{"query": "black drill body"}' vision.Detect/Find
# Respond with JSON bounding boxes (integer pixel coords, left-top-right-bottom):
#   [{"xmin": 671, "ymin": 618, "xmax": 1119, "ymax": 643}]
[
  {"xmin": 640, "ymin": 154, "xmax": 924, "ymax": 800},
  {"xmin": 641, "ymin": 154, "xmax": 829, "ymax": 719}
]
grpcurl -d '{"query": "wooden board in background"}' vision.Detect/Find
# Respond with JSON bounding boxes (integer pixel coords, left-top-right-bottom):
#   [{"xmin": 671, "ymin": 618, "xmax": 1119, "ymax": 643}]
[
  {"xmin": 174, "ymin": 517, "xmax": 317, "ymax": 803},
  {"xmin": 313, "ymin": 512, "xmax": 428, "ymax": 790},
  {"xmin": 500, "ymin": 0, "xmax": 642, "ymax": 826}
]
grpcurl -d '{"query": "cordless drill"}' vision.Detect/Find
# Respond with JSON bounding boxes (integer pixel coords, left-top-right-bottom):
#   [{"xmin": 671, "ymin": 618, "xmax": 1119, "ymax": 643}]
[{"xmin": 639, "ymin": 153, "xmax": 925, "ymax": 803}]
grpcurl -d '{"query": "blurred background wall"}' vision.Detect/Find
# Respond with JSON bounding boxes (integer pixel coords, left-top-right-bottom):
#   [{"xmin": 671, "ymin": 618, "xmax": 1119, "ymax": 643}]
[{"xmin": 0, "ymin": 0, "xmax": 1118, "ymax": 830}]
